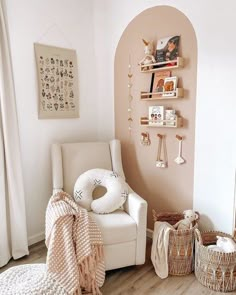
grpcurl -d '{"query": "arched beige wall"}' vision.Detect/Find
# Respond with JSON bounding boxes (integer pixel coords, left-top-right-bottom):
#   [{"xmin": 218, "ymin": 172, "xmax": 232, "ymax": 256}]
[{"xmin": 115, "ymin": 6, "xmax": 197, "ymax": 229}]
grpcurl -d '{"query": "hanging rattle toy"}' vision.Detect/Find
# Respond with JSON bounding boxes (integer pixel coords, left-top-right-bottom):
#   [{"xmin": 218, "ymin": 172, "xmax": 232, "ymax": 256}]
[{"xmin": 174, "ymin": 135, "xmax": 185, "ymax": 165}]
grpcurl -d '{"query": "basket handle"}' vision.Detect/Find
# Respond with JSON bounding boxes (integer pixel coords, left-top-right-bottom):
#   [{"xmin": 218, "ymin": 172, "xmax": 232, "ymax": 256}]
[{"xmin": 195, "ymin": 228, "xmax": 203, "ymax": 245}]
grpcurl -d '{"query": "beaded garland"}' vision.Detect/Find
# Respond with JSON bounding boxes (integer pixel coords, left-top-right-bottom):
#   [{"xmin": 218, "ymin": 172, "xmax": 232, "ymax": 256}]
[{"xmin": 128, "ymin": 56, "xmax": 133, "ymax": 135}]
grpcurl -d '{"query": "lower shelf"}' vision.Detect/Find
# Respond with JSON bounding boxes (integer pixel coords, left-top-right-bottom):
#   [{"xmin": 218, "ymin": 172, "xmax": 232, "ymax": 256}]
[{"xmin": 140, "ymin": 117, "xmax": 183, "ymax": 128}]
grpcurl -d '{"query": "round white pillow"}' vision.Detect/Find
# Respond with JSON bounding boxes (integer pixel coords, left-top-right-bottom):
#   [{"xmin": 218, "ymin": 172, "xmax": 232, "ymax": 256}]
[{"xmin": 73, "ymin": 168, "xmax": 129, "ymax": 214}]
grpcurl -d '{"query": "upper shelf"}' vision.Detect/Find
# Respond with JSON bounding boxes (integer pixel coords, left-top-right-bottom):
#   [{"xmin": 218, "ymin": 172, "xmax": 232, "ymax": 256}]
[{"xmin": 140, "ymin": 57, "xmax": 184, "ymax": 73}]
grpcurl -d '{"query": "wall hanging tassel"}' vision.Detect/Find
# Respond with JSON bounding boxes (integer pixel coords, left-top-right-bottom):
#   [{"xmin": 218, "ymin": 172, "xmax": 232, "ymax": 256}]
[
  {"xmin": 128, "ymin": 55, "xmax": 133, "ymax": 136},
  {"xmin": 156, "ymin": 134, "xmax": 168, "ymax": 168},
  {"xmin": 175, "ymin": 135, "xmax": 185, "ymax": 165}
]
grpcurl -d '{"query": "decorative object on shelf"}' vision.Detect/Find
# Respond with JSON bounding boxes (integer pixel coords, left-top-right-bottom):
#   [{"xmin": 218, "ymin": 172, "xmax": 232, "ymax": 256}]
[
  {"xmin": 127, "ymin": 56, "xmax": 133, "ymax": 135},
  {"xmin": 165, "ymin": 109, "xmax": 176, "ymax": 126},
  {"xmin": 138, "ymin": 39, "xmax": 156, "ymax": 71},
  {"xmin": 150, "ymin": 71, "xmax": 171, "ymax": 97},
  {"xmin": 163, "ymin": 76, "xmax": 178, "ymax": 97},
  {"xmin": 140, "ymin": 132, "xmax": 151, "ymax": 146},
  {"xmin": 175, "ymin": 135, "xmax": 185, "ymax": 164},
  {"xmin": 34, "ymin": 43, "xmax": 79, "ymax": 119},
  {"xmin": 156, "ymin": 35, "xmax": 180, "ymax": 64},
  {"xmin": 149, "ymin": 105, "xmax": 165, "ymax": 126},
  {"xmin": 156, "ymin": 134, "xmax": 168, "ymax": 168}
]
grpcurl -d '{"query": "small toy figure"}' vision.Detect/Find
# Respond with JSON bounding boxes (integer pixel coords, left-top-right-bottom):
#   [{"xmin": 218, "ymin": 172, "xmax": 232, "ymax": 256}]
[
  {"xmin": 173, "ymin": 209, "xmax": 199, "ymax": 230},
  {"xmin": 140, "ymin": 132, "xmax": 151, "ymax": 146},
  {"xmin": 138, "ymin": 39, "xmax": 156, "ymax": 71}
]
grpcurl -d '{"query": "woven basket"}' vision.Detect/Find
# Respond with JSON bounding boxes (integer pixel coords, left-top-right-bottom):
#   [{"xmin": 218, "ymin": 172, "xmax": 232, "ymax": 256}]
[
  {"xmin": 152, "ymin": 210, "xmax": 198, "ymax": 276},
  {"xmin": 195, "ymin": 229, "xmax": 236, "ymax": 292}
]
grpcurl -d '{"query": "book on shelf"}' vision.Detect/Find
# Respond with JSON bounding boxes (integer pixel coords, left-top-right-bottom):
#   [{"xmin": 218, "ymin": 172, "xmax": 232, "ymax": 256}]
[
  {"xmin": 156, "ymin": 36, "xmax": 180, "ymax": 64},
  {"xmin": 163, "ymin": 76, "xmax": 178, "ymax": 97},
  {"xmin": 150, "ymin": 71, "xmax": 171, "ymax": 96},
  {"xmin": 165, "ymin": 109, "xmax": 176, "ymax": 126},
  {"xmin": 148, "ymin": 106, "xmax": 165, "ymax": 126}
]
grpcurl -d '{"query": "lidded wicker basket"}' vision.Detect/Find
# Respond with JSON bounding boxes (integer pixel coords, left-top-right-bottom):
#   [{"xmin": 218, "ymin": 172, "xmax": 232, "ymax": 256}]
[
  {"xmin": 152, "ymin": 210, "xmax": 198, "ymax": 276},
  {"xmin": 195, "ymin": 229, "xmax": 236, "ymax": 292}
]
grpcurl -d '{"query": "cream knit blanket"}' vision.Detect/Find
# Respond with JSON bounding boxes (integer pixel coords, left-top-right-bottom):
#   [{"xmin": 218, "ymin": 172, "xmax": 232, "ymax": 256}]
[
  {"xmin": 46, "ymin": 191, "xmax": 105, "ymax": 294},
  {"xmin": 151, "ymin": 221, "xmax": 173, "ymax": 279},
  {"xmin": 0, "ymin": 191, "xmax": 105, "ymax": 295}
]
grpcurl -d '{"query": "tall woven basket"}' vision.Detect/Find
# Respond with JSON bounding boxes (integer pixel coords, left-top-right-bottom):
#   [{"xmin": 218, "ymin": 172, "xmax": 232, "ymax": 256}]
[
  {"xmin": 195, "ymin": 229, "xmax": 236, "ymax": 292},
  {"xmin": 152, "ymin": 210, "xmax": 198, "ymax": 276}
]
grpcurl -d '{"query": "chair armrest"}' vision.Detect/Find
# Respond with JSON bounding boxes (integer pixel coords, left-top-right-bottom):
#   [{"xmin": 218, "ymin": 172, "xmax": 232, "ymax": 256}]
[{"xmin": 124, "ymin": 187, "xmax": 147, "ymax": 265}]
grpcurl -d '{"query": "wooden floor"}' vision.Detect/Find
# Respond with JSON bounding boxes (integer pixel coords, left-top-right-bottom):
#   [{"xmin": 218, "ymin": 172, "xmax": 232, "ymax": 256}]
[{"xmin": 0, "ymin": 239, "xmax": 233, "ymax": 295}]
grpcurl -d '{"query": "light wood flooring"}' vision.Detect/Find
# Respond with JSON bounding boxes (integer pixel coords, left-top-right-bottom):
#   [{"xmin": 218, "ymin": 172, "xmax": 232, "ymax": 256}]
[{"xmin": 0, "ymin": 239, "xmax": 233, "ymax": 295}]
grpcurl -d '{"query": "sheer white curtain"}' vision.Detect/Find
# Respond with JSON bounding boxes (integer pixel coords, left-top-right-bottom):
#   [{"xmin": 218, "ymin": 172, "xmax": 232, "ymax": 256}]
[{"xmin": 0, "ymin": 0, "xmax": 28, "ymax": 267}]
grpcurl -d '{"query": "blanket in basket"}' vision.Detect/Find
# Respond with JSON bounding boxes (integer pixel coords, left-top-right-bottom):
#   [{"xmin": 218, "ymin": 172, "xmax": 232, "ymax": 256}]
[{"xmin": 0, "ymin": 191, "xmax": 105, "ymax": 295}]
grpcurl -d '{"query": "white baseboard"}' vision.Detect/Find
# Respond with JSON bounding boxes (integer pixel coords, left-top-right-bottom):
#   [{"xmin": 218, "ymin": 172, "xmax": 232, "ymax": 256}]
[
  {"xmin": 147, "ymin": 228, "xmax": 153, "ymax": 239},
  {"xmin": 28, "ymin": 231, "xmax": 45, "ymax": 246}
]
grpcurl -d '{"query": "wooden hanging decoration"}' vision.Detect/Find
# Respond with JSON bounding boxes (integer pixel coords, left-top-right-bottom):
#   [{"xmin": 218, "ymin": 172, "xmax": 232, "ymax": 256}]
[{"xmin": 156, "ymin": 134, "xmax": 168, "ymax": 168}]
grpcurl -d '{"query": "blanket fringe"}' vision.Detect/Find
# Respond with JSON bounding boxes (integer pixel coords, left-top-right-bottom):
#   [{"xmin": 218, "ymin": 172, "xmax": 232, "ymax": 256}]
[{"xmin": 78, "ymin": 245, "xmax": 104, "ymax": 294}]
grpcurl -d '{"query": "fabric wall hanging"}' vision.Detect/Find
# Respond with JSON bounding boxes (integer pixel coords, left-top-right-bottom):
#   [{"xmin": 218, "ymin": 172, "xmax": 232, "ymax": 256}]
[{"xmin": 34, "ymin": 43, "xmax": 79, "ymax": 119}]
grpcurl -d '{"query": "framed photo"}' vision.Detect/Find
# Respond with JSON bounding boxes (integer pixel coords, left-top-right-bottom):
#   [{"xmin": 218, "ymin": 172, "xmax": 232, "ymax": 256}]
[
  {"xmin": 163, "ymin": 76, "xmax": 178, "ymax": 97},
  {"xmin": 34, "ymin": 43, "xmax": 79, "ymax": 119},
  {"xmin": 150, "ymin": 71, "xmax": 171, "ymax": 96},
  {"xmin": 148, "ymin": 105, "xmax": 165, "ymax": 126},
  {"xmin": 156, "ymin": 35, "xmax": 180, "ymax": 63}
]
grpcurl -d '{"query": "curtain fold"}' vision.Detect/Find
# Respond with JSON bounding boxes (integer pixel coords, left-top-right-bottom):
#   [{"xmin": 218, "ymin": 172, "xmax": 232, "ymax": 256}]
[{"xmin": 0, "ymin": 0, "xmax": 29, "ymax": 267}]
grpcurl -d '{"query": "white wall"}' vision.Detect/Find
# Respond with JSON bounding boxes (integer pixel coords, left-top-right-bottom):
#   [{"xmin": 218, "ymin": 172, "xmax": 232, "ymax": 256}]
[
  {"xmin": 93, "ymin": 0, "xmax": 236, "ymax": 234},
  {"xmin": 5, "ymin": 0, "xmax": 105, "ymax": 244}
]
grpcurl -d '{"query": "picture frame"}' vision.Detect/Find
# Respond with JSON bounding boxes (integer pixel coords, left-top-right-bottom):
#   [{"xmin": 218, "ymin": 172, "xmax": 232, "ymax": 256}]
[
  {"xmin": 163, "ymin": 76, "xmax": 178, "ymax": 97},
  {"xmin": 150, "ymin": 71, "xmax": 171, "ymax": 96},
  {"xmin": 34, "ymin": 43, "xmax": 79, "ymax": 119}
]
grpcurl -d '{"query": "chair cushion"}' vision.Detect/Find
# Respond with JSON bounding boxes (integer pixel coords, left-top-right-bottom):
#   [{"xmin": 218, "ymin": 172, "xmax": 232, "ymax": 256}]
[
  {"xmin": 88, "ymin": 210, "xmax": 137, "ymax": 244},
  {"xmin": 74, "ymin": 169, "xmax": 128, "ymax": 214}
]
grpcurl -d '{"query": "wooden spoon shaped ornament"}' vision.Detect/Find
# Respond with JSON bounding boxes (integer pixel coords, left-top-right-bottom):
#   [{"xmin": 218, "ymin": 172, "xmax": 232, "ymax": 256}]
[{"xmin": 175, "ymin": 135, "xmax": 185, "ymax": 165}]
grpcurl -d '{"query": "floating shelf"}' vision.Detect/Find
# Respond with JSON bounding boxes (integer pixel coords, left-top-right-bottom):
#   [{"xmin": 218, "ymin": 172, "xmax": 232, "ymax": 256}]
[
  {"xmin": 140, "ymin": 116, "xmax": 183, "ymax": 128},
  {"xmin": 140, "ymin": 88, "xmax": 184, "ymax": 101},
  {"xmin": 140, "ymin": 57, "xmax": 184, "ymax": 73}
]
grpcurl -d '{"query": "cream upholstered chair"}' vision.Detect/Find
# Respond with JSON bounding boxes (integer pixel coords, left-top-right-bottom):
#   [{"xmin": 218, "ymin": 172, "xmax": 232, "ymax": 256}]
[{"xmin": 51, "ymin": 139, "xmax": 147, "ymax": 271}]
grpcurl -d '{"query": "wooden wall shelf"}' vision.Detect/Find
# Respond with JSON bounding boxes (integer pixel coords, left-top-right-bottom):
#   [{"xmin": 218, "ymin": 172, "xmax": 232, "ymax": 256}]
[
  {"xmin": 140, "ymin": 116, "xmax": 183, "ymax": 128},
  {"xmin": 140, "ymin": 88, "xmax": 184, "ymax": 101},
  {"xmin": 140, "ymin": 57, "xmax": 184, "ymax": 73}
]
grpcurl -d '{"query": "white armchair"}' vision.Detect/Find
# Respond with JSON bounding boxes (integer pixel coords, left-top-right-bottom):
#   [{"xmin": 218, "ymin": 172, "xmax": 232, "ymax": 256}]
[{"xmin": 51, "ymin": 139, "xmax": 147, "ymax": 271}]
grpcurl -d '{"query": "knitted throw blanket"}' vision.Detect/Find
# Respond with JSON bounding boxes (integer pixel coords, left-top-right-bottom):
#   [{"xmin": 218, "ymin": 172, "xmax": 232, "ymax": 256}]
[
  {"xmin": 45, "ymin": 191, "xmax": 105, "ymax": 294},
  {"xmin": 0, "ymin": 191, "xmax": 105, "ymax": 295}
]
